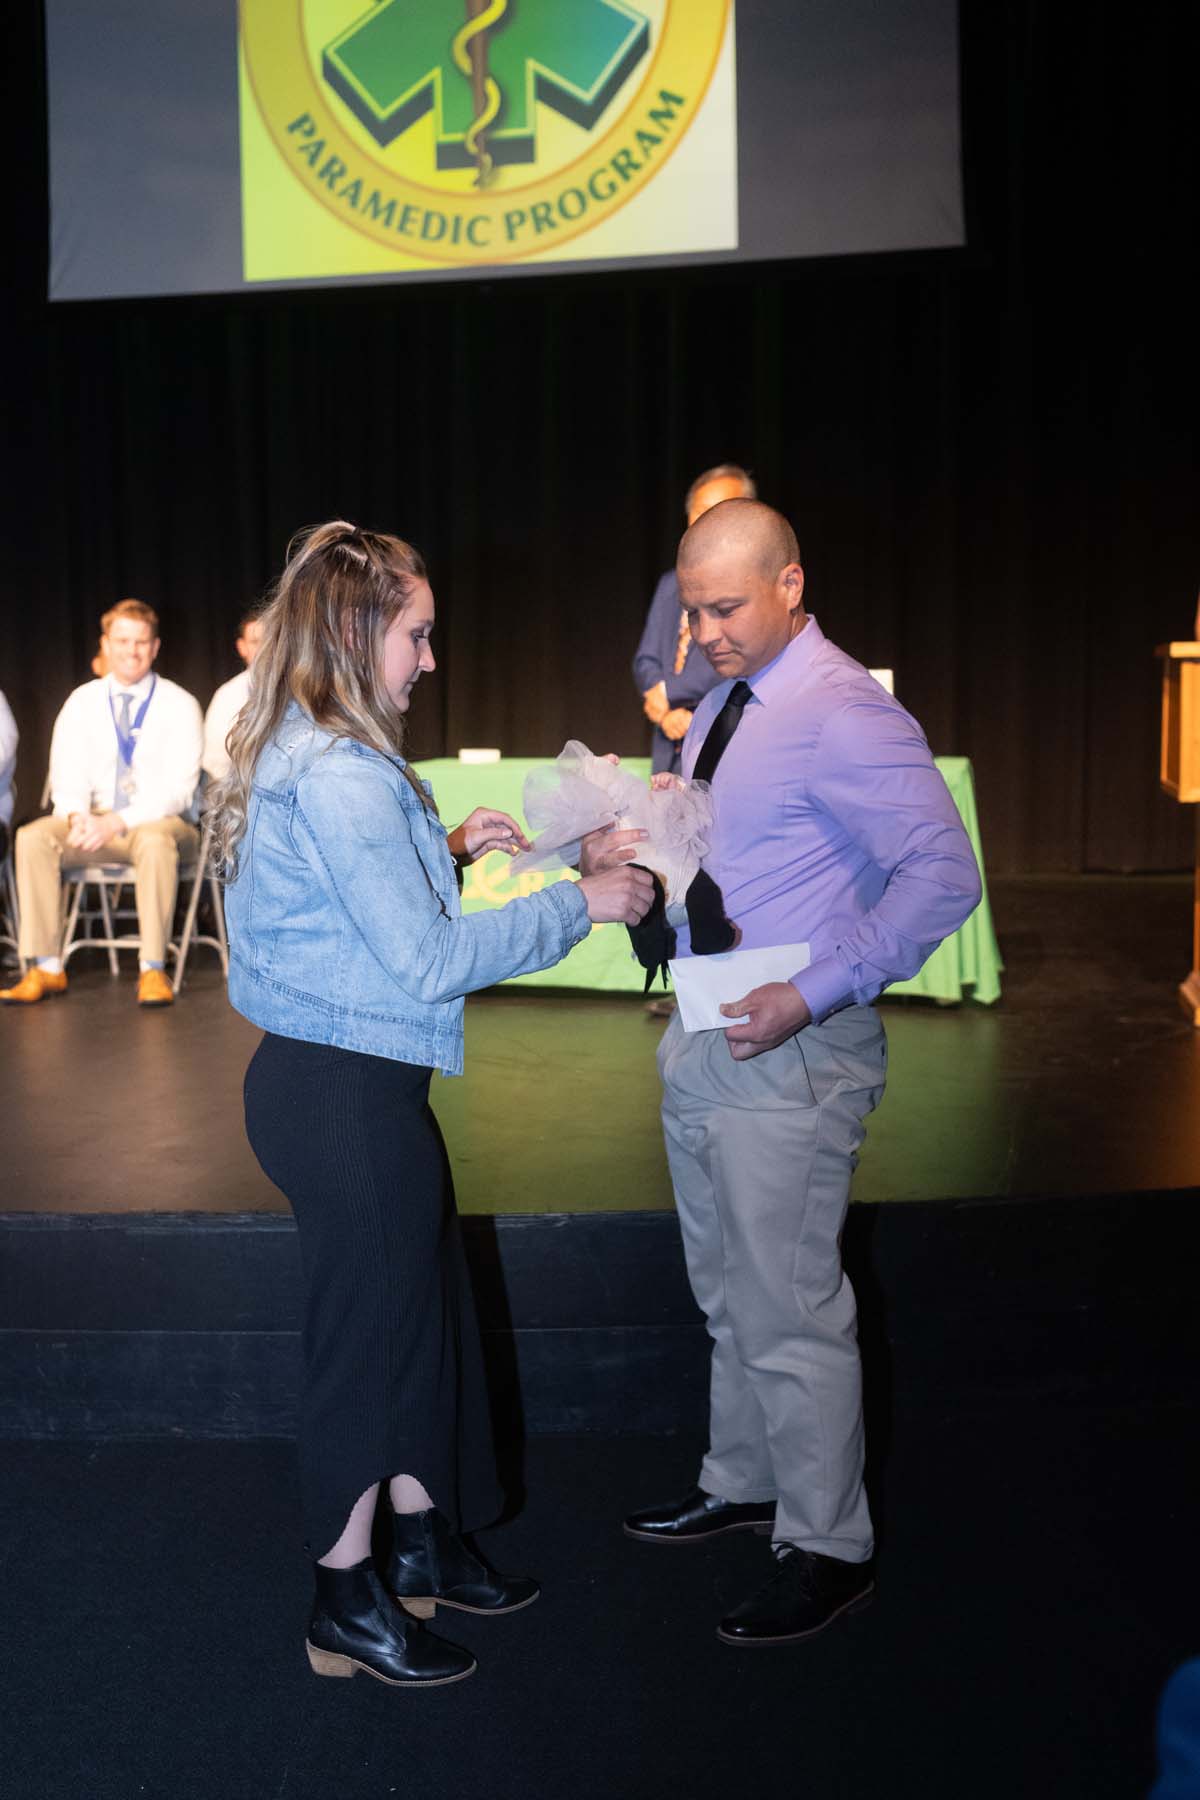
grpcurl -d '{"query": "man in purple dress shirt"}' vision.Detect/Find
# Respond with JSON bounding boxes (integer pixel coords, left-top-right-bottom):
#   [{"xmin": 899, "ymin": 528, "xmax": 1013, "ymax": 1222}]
[{"xmin": 586, "ymin": 500, "xmax": 981, "ymax": 1647}]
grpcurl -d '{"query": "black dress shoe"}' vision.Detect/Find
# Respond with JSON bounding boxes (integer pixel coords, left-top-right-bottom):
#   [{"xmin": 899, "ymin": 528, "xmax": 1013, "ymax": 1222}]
[
  {"xmin": 717, "ymin": 1545, "xmax": 875, "ymax": 1646},
  {"xmin": 387, "ymin": 1507, "xmax": 540, "ymax": 1617},
  {"xmin": 623, "ymin": 1485, "xmax": 776, "ymax": 1544},
  {"xmin": 306, "ymin": 1557, "xmax": 476, "ymax": 1685}
]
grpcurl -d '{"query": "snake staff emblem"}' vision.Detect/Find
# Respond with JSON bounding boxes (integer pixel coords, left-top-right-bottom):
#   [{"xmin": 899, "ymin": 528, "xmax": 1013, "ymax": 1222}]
[{"xmin": 454, "ymin": 0, "xmax": 508, "ymax": 187}]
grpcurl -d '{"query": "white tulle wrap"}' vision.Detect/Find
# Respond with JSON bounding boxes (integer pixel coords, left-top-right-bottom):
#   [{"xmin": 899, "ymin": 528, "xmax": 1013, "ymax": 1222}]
[{"xmin": 509, "ymin": 740, "xmax": 713, "ymax": 906}]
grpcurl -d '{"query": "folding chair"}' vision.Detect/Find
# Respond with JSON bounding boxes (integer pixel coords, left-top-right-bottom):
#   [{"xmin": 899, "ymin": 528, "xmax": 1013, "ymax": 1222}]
[
  {"xmin": 59, "ymin": 814, "xmax": 228, "ymax": 993},
  {"xmin": 0, "ymin": 839, "xmax": 19, "ymax": 957},
  {"xmin": 168, "ymin": 813, "xmax": 228, "ymax": 994},
  {"xmin": 60, "ymin": 864, "xmax": 140, "ymax": 975}
]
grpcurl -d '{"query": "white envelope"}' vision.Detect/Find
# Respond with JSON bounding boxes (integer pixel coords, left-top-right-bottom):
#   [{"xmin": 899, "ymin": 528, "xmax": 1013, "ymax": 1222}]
[{"xmin": 668, "ymin": 943, "xmax": 811, "ymax": 1033}]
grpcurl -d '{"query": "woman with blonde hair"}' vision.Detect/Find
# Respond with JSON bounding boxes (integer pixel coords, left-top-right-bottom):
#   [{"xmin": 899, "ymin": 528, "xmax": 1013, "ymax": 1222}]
[{"xmin": 211, "ymin": 522, "xmax": 653, "ymax": 1688}]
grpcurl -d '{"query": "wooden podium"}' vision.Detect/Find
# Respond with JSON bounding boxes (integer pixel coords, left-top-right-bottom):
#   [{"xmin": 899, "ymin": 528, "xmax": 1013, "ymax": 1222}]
[{"xmin": 1157, "ymin": 642, "xmax": 1200, "ymax": 1023}]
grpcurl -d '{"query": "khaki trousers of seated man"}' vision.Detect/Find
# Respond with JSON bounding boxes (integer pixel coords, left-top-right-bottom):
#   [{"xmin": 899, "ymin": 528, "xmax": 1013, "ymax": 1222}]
[
  {"xmin": 16, "ymin": 814, "xmax": 199, "ymax": 967},
  {"xmin": 656, "ymin": 1003, "xmax": 887, "ymax": 1563}
]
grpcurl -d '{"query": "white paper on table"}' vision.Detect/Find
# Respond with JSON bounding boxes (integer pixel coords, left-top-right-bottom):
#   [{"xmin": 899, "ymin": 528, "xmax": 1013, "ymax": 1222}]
[{"xmin": 668, "ymin": 943, "xmax": 811, "ymax": 1033}]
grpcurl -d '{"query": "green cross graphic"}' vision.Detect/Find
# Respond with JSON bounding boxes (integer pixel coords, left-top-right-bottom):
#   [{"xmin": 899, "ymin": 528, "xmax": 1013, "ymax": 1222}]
[{"xmin": 323, "ymin": 0, "xmax": 652, "ymax": 169}]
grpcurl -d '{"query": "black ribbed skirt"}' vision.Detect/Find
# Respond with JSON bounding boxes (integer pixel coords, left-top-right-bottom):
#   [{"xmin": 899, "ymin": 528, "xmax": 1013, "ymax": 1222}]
[{"xmin": 243, "ymin": 1033, "xmax": 502, "ymax": 1558}]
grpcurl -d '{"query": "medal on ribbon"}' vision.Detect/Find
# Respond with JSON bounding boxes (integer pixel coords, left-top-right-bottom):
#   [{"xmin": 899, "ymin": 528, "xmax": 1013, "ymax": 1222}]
[{"xmin": 110, "ymin": 675, "xmax": 157, "ymax": 808}]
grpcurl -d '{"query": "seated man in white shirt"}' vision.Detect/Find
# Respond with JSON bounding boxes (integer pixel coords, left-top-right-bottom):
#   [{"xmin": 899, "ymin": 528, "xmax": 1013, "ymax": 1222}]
[
  {"xmin": 202, "ymin": 610, "xmax": 263, "ymax": 781},
  {"xmin": 0, "ymin": 599, "xmax": 203, "ymax": 1008}
]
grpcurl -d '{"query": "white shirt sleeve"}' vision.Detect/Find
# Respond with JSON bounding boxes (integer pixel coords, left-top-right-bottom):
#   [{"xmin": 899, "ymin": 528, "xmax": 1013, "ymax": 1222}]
[
  {"xmin": 203, "ymin": 671, "xmax": 251, "ymax": 781},
  {"xmin": 0, "ymin": 689, "xmax": 18, "ymax": 826},
  {"xmin": 48, "ymin": 686, "xmax": 97, "ymax": 821}
]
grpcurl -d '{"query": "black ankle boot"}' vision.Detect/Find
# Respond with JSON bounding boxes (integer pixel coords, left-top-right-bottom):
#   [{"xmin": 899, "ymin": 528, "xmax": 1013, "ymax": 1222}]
[
  {"xmin": 307, "ymin": 1556, "xmax": 476, "ymax": 1686},
  {"xmin": 387, "ymin": 1508, "xmax": 540, "ymax": 1617}
]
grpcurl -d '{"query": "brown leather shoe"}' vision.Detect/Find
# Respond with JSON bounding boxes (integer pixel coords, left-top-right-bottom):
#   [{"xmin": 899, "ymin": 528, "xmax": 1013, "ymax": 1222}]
[
  {"xmin": 0, "ymin": 967, "xmax": 69, "ymax": 1004},
  {"xmin": 136, "ymin": 968, "xmax": 174, "ymax": 1007}
]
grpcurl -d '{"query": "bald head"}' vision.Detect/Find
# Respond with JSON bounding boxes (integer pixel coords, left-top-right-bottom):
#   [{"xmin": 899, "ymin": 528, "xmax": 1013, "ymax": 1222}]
[
  {"xmin": 676, "ymin": 500, "xmax": 806, "ymax": 682},
  {"xmin": 678, "ymin": 499, "xmax": 800, "ymax": 581},
  {"xmin": 684, "ymin": 464, "xmax": 757, "ymax": 525}
]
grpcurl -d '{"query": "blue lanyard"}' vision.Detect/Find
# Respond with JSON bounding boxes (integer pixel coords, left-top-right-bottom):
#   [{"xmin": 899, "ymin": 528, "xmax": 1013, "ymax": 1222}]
[{"xmin": 109, "ymin": 675, "xmax": 157, "ymax": 765}]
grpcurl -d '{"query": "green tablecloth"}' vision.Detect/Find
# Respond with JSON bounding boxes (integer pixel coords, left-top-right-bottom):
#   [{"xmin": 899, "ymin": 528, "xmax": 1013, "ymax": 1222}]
[{"xmin": 422, "ymin": 754, "xmax": 1002, "ymax": 1005}]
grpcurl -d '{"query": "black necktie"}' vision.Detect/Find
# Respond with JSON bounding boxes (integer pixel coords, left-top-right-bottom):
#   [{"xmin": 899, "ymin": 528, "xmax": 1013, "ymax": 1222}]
[
  {"xmin": 627, "ymin": 681, "xmax": 750, "ymax": 990},
  {"xmin": 691, "ymin": 680, "xmax": 753, "ymax": 784}
]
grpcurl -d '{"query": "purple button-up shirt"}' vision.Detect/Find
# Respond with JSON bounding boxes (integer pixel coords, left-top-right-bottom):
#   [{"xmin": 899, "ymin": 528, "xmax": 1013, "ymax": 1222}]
[{"xmin": 677, "ymin": 615, "xmax": 983, "ymax": 1023}]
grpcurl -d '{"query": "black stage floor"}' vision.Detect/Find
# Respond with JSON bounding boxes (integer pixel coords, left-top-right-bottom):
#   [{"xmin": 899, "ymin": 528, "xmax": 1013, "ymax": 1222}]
[
  {"xmin": 2, "ymin": 875, "xmax": 1199, "ymax": 1215},
  {"xmin": 2, "ymin": 877, "xmax": 1198, "ymax": 1795},
  {"xmin": 3, "ymin": 1417, "xmax": 1196, "ymax": 1800}
]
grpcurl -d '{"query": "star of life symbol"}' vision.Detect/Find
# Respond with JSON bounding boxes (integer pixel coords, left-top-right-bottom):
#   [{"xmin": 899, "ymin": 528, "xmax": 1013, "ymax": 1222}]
[
  {"xmin": 240, "ymin": 0, "xmax": 731, "ymax": 270},
  {"xmin": 323, "ymin": 0, "xmax": 652, "ymax": 186}
]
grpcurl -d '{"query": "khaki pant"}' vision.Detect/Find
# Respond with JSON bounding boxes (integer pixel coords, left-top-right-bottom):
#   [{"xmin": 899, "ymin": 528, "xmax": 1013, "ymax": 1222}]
[
  {"xmin": 16, "ymin": 814, "xmax": 199, "ymax": 966},
  {"xmin": 657, "ymin": 1004, "xmax": 887, "ymax": 1561}
]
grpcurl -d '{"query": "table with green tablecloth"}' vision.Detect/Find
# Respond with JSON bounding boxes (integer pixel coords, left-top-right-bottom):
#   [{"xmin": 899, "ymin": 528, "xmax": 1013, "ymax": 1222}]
[{"xmin": 421, "ymin": 755, "xmax": 1002, "ymax": 1005}]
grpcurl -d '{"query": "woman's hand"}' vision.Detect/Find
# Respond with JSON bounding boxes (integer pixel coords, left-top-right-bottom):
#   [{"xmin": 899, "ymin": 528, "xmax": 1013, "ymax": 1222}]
[
  {"xmin": 578, "ymin": 820, "xmax": 648, "ymax": 875},
  {"xmin": 650, "ymin": 772, "xmax": 686, "ymax": 793},
  {"xmin": 578, "ymin": 864, "xmax": 656, "ymax": 926},
  {"xmin": 447, "ymin": 808, "xmax": 532, "ymax": 866}
]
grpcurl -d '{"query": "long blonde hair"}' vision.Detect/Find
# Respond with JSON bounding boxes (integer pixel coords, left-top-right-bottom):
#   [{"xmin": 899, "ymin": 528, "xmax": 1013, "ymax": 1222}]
[{"xmin": 208, "ymin": 521, "xmax": 430, "ymax": 873}]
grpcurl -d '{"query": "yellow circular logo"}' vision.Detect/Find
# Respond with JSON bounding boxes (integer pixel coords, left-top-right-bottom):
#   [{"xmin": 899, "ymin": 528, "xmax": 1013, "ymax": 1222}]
[{"xmin": 240, "ymin": 0, "xmax": 731, "ymax": 267}]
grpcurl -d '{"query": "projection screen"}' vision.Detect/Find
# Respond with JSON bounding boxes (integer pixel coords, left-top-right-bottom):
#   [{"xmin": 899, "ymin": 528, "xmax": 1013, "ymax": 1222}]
[{"xmin": 46, "ymin": 0, "xmax": 964, "ymax": 300}]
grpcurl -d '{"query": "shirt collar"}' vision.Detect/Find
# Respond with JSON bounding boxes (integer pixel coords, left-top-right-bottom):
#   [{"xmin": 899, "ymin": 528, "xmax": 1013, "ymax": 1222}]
[
  {"xmin": 745, "ymin": 614, "xmax": 825, "ymax": 704},
  {"xmin": 108, "ymin": 671, "xmax": 155, "ymax": 702}
]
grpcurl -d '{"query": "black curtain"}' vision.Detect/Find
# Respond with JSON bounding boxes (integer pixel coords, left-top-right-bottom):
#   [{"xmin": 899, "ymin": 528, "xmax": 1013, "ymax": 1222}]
[{"xmin": 2, "ymin": 4, "xmax": 1197, "ymax": 872}]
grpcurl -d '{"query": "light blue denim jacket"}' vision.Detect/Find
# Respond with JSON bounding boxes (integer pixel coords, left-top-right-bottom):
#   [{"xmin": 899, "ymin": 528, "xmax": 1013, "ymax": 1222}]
[{"xmin": 225, "ymin": 706, "xmax": 590, "ymax": 1075}]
